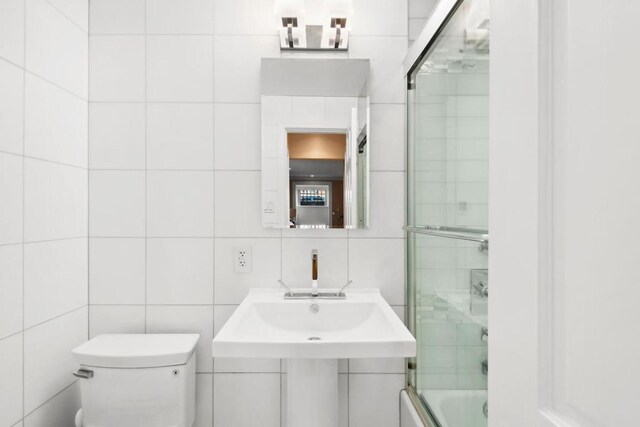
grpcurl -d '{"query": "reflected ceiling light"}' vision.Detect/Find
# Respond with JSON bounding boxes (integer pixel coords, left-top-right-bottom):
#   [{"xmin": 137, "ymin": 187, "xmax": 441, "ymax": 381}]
[{"xmin": 274, "ymin": 0, "xmax": 352, "ymax": 51}]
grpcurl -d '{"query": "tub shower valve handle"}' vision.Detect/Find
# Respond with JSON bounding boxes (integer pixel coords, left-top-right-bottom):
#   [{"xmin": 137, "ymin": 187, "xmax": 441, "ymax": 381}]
[{"xmin": 73, "ymin": 368, "xmax": 94, "ymax": 379}]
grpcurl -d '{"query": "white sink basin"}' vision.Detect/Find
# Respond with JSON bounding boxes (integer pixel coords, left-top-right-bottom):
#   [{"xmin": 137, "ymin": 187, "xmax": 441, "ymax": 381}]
[{"xmin": 212, "ymin": 288, "xmax": 416, "ymax": 359}]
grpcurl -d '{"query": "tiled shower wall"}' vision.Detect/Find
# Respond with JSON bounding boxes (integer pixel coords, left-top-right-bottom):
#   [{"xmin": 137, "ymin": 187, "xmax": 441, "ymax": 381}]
[
  {"xmin": 88, "ymin": 0, "xmax": 408, "ymax": 426},
  {"xmin": 0, "ymin": 0, "xmax": 89, "ymax": 426}
]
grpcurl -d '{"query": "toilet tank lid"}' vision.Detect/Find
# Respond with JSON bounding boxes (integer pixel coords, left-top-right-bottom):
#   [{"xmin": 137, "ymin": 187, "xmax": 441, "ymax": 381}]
[{"xmin": 72, "ymin": 334, "xmax": 200, "ymax": 368}]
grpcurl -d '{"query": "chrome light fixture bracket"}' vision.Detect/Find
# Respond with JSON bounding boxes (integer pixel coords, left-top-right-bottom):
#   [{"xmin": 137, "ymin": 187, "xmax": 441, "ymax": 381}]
[
  {"xmin": 281, "ymin": 17, "xmax": 299, "ymax": 49},
  {"xmin": 279, "ymin": 17, "xmax": 349, "ymax": 51}
]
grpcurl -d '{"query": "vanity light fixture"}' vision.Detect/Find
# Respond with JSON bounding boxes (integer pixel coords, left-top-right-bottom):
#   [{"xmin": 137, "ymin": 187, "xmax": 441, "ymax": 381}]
[{"xmin": 274, "ymin": 0, "xmax": 353, "ymax": 51}]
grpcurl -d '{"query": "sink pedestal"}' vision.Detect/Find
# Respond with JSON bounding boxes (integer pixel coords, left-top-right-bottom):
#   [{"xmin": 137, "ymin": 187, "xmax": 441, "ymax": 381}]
[{"xmin": 286, "ymin": 358, "xmax": 338, "ymax": 427}]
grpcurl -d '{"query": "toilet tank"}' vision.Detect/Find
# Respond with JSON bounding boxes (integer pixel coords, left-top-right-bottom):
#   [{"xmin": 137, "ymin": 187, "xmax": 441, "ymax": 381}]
[{"xmin": 72, "ymin": 334, "xmax": 199, "ymax": 427}]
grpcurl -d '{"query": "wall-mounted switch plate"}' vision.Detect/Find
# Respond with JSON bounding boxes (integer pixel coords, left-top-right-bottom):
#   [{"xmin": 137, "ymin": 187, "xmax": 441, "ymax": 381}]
[{"xmin": 234, "ymin": 247, "xmax": 252, "ymax": 273}]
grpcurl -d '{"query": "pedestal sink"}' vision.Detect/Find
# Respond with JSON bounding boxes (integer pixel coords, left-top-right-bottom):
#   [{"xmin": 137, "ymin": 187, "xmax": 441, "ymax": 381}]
[{"xmin": 212, "ymin": 289, "xmax": 416, "ymax": 427}]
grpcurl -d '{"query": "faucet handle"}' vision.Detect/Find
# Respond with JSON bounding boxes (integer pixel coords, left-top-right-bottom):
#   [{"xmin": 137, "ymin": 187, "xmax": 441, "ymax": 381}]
[{"xmin": 336, "ymin": 280, "xmax": 353, "ymax": 297}]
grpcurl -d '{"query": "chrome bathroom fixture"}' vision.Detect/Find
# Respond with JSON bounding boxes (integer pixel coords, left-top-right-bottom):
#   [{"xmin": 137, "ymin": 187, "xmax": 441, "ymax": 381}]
[{"xmin": 274, "ymin": 0, "xmax": 352, "ymax": 51}]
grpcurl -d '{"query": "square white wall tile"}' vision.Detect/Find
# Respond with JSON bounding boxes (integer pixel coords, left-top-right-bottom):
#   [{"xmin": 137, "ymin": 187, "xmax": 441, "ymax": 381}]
[
  {"xmin": 89, "ymin": 305, "xmax": 145, "ymax": 338},
  {"xmin": 146, "ymin": 36, "xmax": 213, "ymax": 102},
  {"xmin": 89, "ymin": 103, "xmax": 146, "ymax": 169},
  {"xmin": 25, "ymin": 0, "xmax": 88, "ymax": 98},
  {"xmin": 282, "ymin": 238, "xmax": 348, "ymax": 290},
  {"xmin": 349, "ymin": 238, "xmax": 404, "ymax": 305},
  {"xmin": 0, "ymin": 245, "xmax": 23, "ymax": 339},
  {"xmin": 349, "ymin": 37, "xmax": 407, "ymax": 104},
  {"xmin": 23, "ymin": 307, "xmax": 87, "ymax": 414},
  {"xmin": 89, "ymin": 36, "xmax": 145, "ymax": 102},
  {"xmin": 146, "ymin": 305, "xmax": 213, "ymax": 372},
  {"xmin": 147, "ymin": 238, "xmax": 214, "ymax": 305},
  {"xmin": 214, "ymin": 238, "xmax": 281, "ymax": 304},
  {"xmin": 0, "ymin": 333, "xmax": 23, "ymax": 427},
  {"xmin": 0, "ymin": 153, "xmax": 23, "ymax": 245},
  {"xmin": 213, "ymin": 0, "xmax": 276, "ymax": 36},
  {"xmin": 370, "ymin": 104, "xmax": 405, "ymax": 171},
  {"xmin": 349, "ymin": 374, "xmax": 405, "ymax": 427},
  {"xmin": 352, "ymin": 0, "xmax": 408, "ymax": 36},
  {"xmin": 213, "ymin": 305, "xmax": 280, "ymax": 372},
  {"xmin": 147, "ymin": 0, "xmax": 213, "ymax": 35},
  {"xmin": 214, "ymin": 171, "xmax": 278, "ymax": 238},
  {"xmin": 24, "ymin": 238, "xmax": 87, "ymax": 328},
  {"xmin": 89, "ymin": 170, "xmax": 145, "ymax": 237},
  {"xmin": 213, "ymin": 373, "xmax": 280, "ymax": 427},
  {"xmin": 147, "ymin": 103, "xmax": 214, "ymax": 170},
  {"xmin": 23, "ymin": 381, "xmax": 81, "ymax": 427},
  {"xmin": 194, "ymin": 374, "xmax": 213, "ymax": 427},
  {"xmin": 214, "ymin": 103, "xmax": 261, "ymax": 170},
  {"xmin": 89, "ymin": 0, "xmax": 145, "ymax": 35},
  {"xmin": 24, "ymin": 159, "xmax": 87, "ymax": 242},
  {"xmin": 25, "ymin": 74, "xmax": 88, "ymax": 167},
  {"xmin": 349, "ymin": 172, "xmax": 405, "ymax": 238},
  {"xmin": 89, "ymin": 238, "xmax": 145, "ymax": 304},
  {"xmin": 0, "ymin": 0, "xmax": 25, "ymax": 65},
  {"xmin": 147, "ymin": 171, "xmax": 214, "ymax": 237},
  {"xmin": 0, "ymin": 60, "xmax": 24, "ymax": 155},
  {"xmin": 213, "ymin": 36, "xmax": 279, "ymax": 103}
]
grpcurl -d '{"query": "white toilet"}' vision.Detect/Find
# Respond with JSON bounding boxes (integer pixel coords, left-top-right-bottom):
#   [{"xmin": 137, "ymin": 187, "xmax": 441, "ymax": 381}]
[{"xmin": 71, "ymin": 334, "xmax": 199, "ymax": 427}]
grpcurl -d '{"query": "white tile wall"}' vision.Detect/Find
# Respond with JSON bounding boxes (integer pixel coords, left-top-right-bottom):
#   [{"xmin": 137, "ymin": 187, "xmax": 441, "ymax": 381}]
[
  {"xmin": 89, "ymin": 36, "xmax": 145, "ymax": 102},
  {"xmin": 25, "ymin": 0, "xmax": 88, "ymax": 98},
  {"xmin": 89, "ymin": 170, "xmax": 145, "ymax": 237},
  {"xmin": 147, "ymin": 238, "xmax": 214, "ymax": 304},
  {"xmin": 89, "ymin": 103, "xmax": 146, "ymax": 169},
  {"xmin": 147, "ymin": 171, "xmax": 214, "ymax": 237},
  {"xmin": 0, "ymin": 0, "xmax": 25, "ymax": 66},
  {"xmin": 213, "ymin": 373, "xmax": 281, "ymax": 427},
  {"xmin": 88, "ymin": 1, "xmax": 410, "ymax": 426},
  {"xmin": 89, "ymin": 0, "xmax": 145, "ymax": 35},
  {"xmin": 147, "ymin": 0, "xmax": 213, "ymax": 35},
  {"xmin": 23, "ymin": 307, "xmax": 87, "ymax": 414},
  {"xmin": 24, "ymin": 238, "xmax": 87, "ymax": 328},
  {"xmin": 0, "ymin": 153, "xmax": 23, "ymax": 245},
  {"xmin": 0, "ymin": 1, "xmax": 89, "ymax": 425},
  {"xmin": 0, "ymin": 245, "xmax": 23, "ymax": 339},
  {"xmin": 89, "ymin": 238, "xmax": 146, "ymax": 304},
  {"xmin": 0, "ymin": 333, "xmax": 23, "ymax": 427},
  {"xmin": 147, "ymin": 103, "xmax": 214, "ymax": 170},
  {"xmin": 146, "ymin": 36, "xmax": 214, "ymax": 102},
  {"xmin": 349, "ymin": 374, "xmax": 405, "ymax": 427},
  {"xmin": 0, "ymin": 59, "xmax": 24, "ymax": 154},
  {"xmin": 24, "ymin": 74, "xmax": 88, "ymax": 167}
]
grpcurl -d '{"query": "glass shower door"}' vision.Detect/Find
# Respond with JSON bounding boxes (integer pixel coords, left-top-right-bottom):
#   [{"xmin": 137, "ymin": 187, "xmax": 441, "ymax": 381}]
[{"xmin": 406, "ymin": 0, "xmax": 490, "ymax": 426}]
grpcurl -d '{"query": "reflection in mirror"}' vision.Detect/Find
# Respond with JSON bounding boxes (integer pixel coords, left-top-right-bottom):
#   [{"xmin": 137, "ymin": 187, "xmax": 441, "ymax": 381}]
[{"xmin": 261, "ymin": 58, "xmax": 370, "ymax": 229}]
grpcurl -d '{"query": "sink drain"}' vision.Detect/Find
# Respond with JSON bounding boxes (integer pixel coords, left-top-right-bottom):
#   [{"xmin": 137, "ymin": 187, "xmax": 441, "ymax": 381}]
[{"xmin": 307, "ymin": 337, "xmax": 321, "ymax": 341}]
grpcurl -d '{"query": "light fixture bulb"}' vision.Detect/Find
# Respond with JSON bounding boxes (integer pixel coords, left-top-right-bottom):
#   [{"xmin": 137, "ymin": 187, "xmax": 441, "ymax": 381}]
[{"xmin": 274, "ymin": 0, "xmax": 305, "ymax": 16}]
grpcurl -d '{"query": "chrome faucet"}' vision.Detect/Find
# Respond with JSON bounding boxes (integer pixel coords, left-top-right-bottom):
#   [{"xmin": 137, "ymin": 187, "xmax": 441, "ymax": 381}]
[{"xmin": 311, "ymin": 249, "xmax": 319, "ymax": 297}]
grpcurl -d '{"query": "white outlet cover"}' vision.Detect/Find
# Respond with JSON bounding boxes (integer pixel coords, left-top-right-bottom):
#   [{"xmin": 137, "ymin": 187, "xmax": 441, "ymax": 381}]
[{"xmin": 234, "ymin": 246, "xmax": 252, "ymax": 273}]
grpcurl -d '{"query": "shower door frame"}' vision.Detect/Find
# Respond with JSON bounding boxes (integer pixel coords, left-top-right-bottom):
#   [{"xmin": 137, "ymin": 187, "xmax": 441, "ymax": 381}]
[{"xmin": 403, "ymin": 0, "xmax": 483, "ymax": 425}]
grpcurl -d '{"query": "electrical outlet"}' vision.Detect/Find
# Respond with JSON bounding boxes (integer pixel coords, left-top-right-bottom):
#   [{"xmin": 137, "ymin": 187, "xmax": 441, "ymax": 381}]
[{"xmin": 234, "ymin": 246, "xmax": 252, "ymax": 273}]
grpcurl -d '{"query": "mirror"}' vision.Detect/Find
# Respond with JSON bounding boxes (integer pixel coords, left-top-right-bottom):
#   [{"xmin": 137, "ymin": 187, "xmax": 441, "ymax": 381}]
[{"xmin": 261, "ymin": 58, "xmax": 370, "ymax": 229}]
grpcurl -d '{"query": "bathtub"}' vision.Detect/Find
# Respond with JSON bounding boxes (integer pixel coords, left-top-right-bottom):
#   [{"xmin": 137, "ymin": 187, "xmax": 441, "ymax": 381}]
[{"xmin": 420, "ymin": 389, "xmax": 487, "ymax": 427}]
